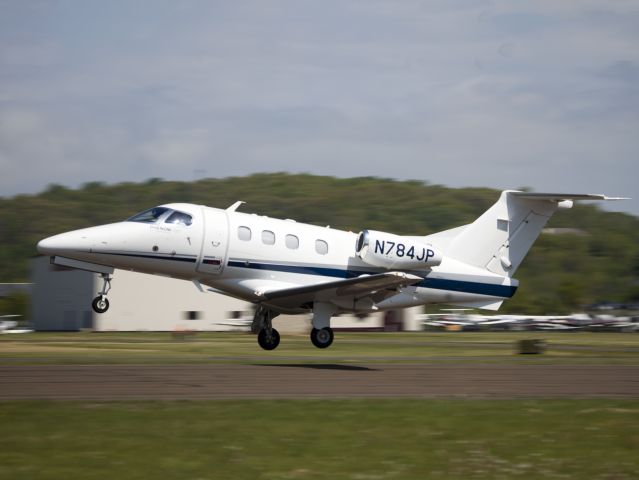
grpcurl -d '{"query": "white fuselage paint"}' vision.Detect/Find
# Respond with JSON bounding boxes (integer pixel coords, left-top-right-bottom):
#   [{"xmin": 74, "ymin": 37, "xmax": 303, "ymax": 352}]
[{"xmin": 37, "ymin": 202, "xmax": 518, "ymax": 314}]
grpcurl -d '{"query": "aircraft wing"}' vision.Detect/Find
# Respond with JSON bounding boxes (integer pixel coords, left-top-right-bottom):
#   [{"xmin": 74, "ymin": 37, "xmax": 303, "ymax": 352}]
[{"xmin": 259, "ymin": 271, "xmax": 422, "ymax": 310}]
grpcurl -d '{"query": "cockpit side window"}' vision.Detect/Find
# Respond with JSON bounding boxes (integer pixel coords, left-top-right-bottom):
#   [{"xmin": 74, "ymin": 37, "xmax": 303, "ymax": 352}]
[
  {"xmin": 127, "ymin": 207, "xmax": 171, "ymax": 223},
  {"xmin": 165, "ymin": 211, "xmax": 193, "ymax": 226}
]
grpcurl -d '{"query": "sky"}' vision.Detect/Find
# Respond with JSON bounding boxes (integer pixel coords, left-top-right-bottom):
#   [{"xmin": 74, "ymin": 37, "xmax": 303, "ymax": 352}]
[{"xmin": 1, "ymin": 0, "xmax": 637, "ymax": 214}]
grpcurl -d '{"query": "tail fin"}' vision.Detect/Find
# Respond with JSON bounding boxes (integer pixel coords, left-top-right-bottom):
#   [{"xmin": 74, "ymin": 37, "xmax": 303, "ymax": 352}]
[{"xmin": 445, "ymin": 191, "xmax": 625, "ymax": 277}]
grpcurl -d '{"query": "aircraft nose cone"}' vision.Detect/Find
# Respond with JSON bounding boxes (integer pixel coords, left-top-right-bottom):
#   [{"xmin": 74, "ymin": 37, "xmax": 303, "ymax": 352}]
[
  {"xmin": 36, "ymin": 238, "xmax": 48, "ymax": 255},
  {"xmin": 37, "ymin": 235, "xmax": 62, "ymax": 255},
  {"xmin": 37, "ymin": 232, "xmax": 82, "ymax": 255}
]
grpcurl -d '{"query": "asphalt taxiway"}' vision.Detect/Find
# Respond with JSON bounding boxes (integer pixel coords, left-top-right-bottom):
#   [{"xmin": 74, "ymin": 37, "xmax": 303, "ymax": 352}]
[{"xmin": 1, "ymin": 364, "xmax": 637, "ymax": 400}]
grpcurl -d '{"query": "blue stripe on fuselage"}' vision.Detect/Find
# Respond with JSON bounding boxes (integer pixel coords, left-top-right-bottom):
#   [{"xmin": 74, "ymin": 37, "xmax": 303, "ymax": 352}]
[
  {"xmin": 99, "ymin": 251, "xmax": 197, "ymax": 263},
  {"xmin": 226, "ymin": 260, "xmax": 517, "ymax": 298}
]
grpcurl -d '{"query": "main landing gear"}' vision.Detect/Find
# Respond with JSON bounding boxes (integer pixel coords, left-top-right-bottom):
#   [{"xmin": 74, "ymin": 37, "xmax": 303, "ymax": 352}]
[
  {"xmin": 310, "ymin": 327, "xmax": 334, "ymax": 349},
  {"xmin": 257, "ymin": 328, "xmax": 280, "ymax": 351},
  {"xmin": 253, "ymin": 302, "xmax": 337, "ymax": 351},
  {"xmin": 253, "ymin": 306, "xmax": 280, "ymax": 351},
  {"xmin": 309, "ymin": 302, "xmax": 337, "ymax": 349},
  {"xmin": 91, "ymin": 273, "xmax": 112, "ymax": 314}
]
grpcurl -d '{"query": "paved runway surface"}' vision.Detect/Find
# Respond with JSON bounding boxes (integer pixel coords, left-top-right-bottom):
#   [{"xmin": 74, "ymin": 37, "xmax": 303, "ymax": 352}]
[{"xmin": 1, "ymin": 364, "xmax": 638, "ymax": 399}]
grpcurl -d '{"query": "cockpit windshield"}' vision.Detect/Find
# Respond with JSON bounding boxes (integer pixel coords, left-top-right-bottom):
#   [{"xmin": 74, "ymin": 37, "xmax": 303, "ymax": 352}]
[{"xmin": 126, "ymin": 207, "xmax": 170, "ymax": 223}]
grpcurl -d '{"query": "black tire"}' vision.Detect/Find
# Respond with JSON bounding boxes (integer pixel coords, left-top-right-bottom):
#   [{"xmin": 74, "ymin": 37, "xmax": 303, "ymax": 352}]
[
  {"xmin": 257, "ymin": 328, "xmax": 280, "ymax": 351},
  {"xmin": 92, "ymin": 296, "xmax": 109, "ymax": 314},
  {"xmin": 310, "ymin": 327, "xmax": 334, "ymax": 349}
]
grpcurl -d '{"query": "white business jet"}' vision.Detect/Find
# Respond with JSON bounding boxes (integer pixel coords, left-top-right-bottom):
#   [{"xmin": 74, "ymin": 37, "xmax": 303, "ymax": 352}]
[
  {"xmin": 37, "ymin": 190, "xmax": 625, "ymax": 350},
  {"xmin": 0, "ymin": 315, "xmax": 32, "ymax": 334},
  {"xmin": 0, "ymin": 315, "xmax": 19, "ymax": 332}
]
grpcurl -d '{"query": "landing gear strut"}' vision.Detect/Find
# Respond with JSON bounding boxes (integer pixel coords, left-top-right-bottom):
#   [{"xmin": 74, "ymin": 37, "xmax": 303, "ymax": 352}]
[
  {"xmin": 310, "ymin": 302, "xmax": 337, "ymax": 349},
  {"xmin": 92, "ymin": 273, "xmax": 112, "ymax": 314},
  {"xmin": 253, "ymin": 305, "xmax": 280, "ymax": 351}
]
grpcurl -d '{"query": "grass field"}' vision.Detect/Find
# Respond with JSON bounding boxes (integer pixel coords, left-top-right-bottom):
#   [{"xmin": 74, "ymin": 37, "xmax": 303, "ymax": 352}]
[
  {"xmin": 1, "ymin": 331, "xmax": 638, "ymax": 365},
  {"xmin": 2, "ymin": 332, "xmax": 637, "ymax": 479},
  {"xmin": 1, "ymin": 399, "xmax": 638, "ymax": 480}
]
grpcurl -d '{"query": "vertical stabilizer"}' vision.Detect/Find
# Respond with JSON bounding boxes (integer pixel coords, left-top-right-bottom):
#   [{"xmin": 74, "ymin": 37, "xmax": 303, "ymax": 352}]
[
  {"xmin": 446, "ymin": 191, "xmax": 558, "ymax": 277},
  {"xmin": 445, "ymin": 191, "xmax": 626, "ymax": 277}
]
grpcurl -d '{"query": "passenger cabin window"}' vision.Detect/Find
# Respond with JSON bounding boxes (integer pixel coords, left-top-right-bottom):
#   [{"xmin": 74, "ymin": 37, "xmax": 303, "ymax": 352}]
[
  {"xmin": 262, "ymin": 230, "xmax": 275, "ymax": 245},
  {"xmin": 315, "ymin": 239, "xmax": 328, "ymax": 255},
  {"xmin": 238, "ymin": 226, "xmax": 252, "ymax": 241},
  {"xmin": 127, "ymin": 207, "xmax": 170, "ymax": 223},
  {"xmin": 165, "ymin": 211, "xmax": 192, "ymax": 226},
  {"xmin": 285, "ymin": 234, "xmax": 299, "ymax": 250}
]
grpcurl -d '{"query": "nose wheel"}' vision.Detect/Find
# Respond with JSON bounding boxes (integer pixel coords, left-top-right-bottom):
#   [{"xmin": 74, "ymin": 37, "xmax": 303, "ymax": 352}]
[
  {"xmin": 92, "ymin": 274, "xmax": 112, "ymax": 314},
  {"xmin": 92, "ymin": 296, "xmax": 110, "ymax": 314}
]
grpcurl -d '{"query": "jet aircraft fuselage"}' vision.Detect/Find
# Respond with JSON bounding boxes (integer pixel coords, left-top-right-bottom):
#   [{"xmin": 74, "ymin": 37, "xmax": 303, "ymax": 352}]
[{"xmin": 37, "ymin": 191, "xmax": 625, "ymax": 350}]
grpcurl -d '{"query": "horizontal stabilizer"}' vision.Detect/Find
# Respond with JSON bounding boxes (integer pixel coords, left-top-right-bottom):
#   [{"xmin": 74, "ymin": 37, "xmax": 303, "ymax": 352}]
[{"xmin": 510, "ymin": 192, "xmax": 630, "ymax": 201}]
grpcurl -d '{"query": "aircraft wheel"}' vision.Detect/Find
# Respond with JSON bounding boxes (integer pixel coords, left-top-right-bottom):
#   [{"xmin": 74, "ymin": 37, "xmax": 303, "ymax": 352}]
[
  {"xmin": 92, "ymin": 296, "xmax": 110, "ymax": 314},
  {"xmin": 257, "ymin": 328, "xmax": 280, "ymax": 351},
  {"xmin": 310, "ymin": 327, "xmax": 334, "ymax": 349}
]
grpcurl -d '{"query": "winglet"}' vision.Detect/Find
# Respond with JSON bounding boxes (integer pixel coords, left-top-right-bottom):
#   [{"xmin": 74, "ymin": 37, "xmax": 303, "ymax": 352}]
[{"xmin": 226, "ymin": 201, "xmax": 245, "ymax": 212}]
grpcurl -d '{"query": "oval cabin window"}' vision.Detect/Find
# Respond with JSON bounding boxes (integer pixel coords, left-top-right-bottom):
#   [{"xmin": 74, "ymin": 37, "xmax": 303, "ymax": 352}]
[
  {"xmin": 285, "ymin": 234, "xmax": 299, "ymax": 250},
  {"xmin": 262, "ymin": 230, "xmax": 276, "ymax": 245},
  {"xmin": 315, "ymin": 239, "xmax": 328, "ymax": 255},
  {"xmin": 238, "ymin": 226, "xmax": 251, "ymax": 241}
]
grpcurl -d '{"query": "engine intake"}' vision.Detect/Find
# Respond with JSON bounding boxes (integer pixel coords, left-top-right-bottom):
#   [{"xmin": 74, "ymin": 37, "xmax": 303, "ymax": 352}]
[{"xmin": 355, "ymin": 229, "xmax": 442, "ymax": 270}]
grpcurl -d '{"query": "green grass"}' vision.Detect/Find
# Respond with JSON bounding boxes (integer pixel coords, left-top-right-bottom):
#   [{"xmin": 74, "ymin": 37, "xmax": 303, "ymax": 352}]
[
  {"xmin": 1, "ymin": 331, "xmax": 638, "ymax": 365},
  {"xmin": 0, "ymin": 399, "xmax": 638, "ymax": 479},
  {"xmin": 2, "ymin": 334, "xmax": 638, "ymax": 478}
]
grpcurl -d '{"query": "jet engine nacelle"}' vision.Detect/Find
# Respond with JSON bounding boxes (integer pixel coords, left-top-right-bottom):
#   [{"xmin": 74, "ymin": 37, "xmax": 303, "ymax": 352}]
[{"xmin": 355, "ymin": 229, "xmax": 442, "ymax": 270}]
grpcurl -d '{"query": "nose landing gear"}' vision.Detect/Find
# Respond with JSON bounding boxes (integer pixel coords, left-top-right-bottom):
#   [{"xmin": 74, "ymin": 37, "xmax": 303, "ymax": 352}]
[
  {"xmin": 91, "ymin": 296, "xmax": 109, "ymax": 314},
  {"xmin": 92, "ymin": 274, "xmax": 112, "ymax": 314}
]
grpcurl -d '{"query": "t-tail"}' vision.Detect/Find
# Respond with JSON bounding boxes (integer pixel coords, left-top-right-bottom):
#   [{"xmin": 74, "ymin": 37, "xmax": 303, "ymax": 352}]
[{"xmin": 443, "ymin": 191, "xmax": 628, "ymax": 278}]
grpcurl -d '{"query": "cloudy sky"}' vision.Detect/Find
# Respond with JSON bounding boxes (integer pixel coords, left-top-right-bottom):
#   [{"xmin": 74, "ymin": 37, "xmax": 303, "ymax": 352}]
[{"xmin": 1, "ymin": 1, "xmax": 637, "ymax": 214}]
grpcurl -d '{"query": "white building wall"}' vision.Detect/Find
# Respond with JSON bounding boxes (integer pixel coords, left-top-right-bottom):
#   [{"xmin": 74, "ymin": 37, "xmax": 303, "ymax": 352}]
[
  {"xmin": 274, "ymin": 312, "xmax": 385, "ymax": 334},
  {"xmin": 96, "ymin": 269, "xmax": 253, "ymax": 332},
  {"xmin": 403, "ymin": 306, "xmax": 424, "ymax": 331}
]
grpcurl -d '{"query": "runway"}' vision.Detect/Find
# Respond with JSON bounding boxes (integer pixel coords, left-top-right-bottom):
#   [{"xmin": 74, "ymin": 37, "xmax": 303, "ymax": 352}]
[{"xmin": 1, "ymin": 364, "xmax": 638, "ymax": 400}]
